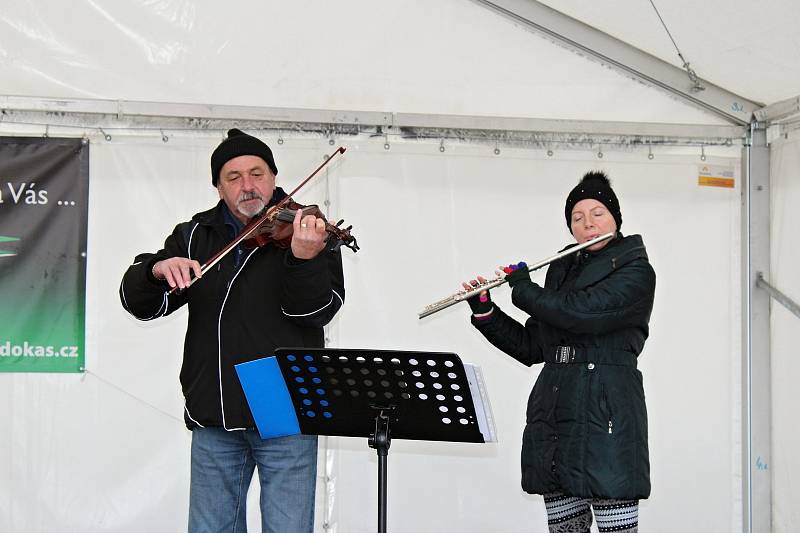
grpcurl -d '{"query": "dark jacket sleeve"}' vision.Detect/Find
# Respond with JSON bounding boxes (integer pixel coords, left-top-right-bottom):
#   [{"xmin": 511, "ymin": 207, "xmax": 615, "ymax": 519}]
[
  {"xmin": 509, "ymin": 259, "xmax": 655, "ymax": 335},
  {"xmin": 279, "ymin": 246, "xmax": 345, "ymax": 327},
  {"xmin": 471, "ymin": 306, "xmax": 545, "ymax": 367},
  {"xmin": 119, "ymin": 223, "xmax": 191, "ymax": 320}
]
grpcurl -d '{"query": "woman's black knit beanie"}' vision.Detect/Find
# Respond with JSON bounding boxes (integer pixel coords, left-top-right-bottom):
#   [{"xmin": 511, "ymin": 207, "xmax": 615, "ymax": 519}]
[{"xmin": 564, "ymin": 171, "xmax": 622, "ymax": 233}]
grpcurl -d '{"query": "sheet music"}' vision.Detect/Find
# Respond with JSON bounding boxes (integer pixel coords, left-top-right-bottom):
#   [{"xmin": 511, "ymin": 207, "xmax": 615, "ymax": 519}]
[{"xmin": 463, "ymin": 363, "xmax": 497, "ymax": 443}]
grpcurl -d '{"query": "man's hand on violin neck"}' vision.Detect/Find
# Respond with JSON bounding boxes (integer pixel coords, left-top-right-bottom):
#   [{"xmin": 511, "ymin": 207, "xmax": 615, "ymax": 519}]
[
  {"xmin": 152, "ymin": 257, "xmax": 202, "ymax": 289},
  {"xmin": 291, "ymin": 209, "xmax": 327, "ymax": 260}
]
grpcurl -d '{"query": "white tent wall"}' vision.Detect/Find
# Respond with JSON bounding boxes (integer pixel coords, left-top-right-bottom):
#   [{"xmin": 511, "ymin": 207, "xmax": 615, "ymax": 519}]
[
  {"xmin": 0, "ymin": 132, "xmax": 743, "ymax": 532},
  {"xmin": 330, "ymin": 141, "xmax": 743, "ymax": 533},
  {"xmin": 768, "ymin": 134, "xmax": 800, "ymax": 533},
  {"xmin": 0, "ymin": 0, "xmax": 785, "ymax": 531}
]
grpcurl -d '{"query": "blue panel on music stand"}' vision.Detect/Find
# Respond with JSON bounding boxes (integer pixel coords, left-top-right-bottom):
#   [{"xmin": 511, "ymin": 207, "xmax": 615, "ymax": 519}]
[{"xmin": 235, "ymin": 356, "xmax": 300, "ymax": 439}]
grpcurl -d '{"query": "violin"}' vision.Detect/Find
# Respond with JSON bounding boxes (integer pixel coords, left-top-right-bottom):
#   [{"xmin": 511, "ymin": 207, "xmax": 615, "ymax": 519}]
[
  {"xmin": 242, "ymin": 198, "xmax": 359, "ymax": 252},
  {"xmin": 170, "ymin": 146, "xmax": 356, "ymax": 293}
]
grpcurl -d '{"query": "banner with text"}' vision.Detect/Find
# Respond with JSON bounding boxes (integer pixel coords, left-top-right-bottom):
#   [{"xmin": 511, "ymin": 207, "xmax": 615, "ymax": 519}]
[{"xmin": 0, "ymin": 137, "xmax": 89, "ymax": 372}]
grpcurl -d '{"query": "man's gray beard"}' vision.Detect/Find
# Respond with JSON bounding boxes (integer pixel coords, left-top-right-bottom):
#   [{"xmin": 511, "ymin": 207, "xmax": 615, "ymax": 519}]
[{"xmin": 237, "ymin": 199, "xmax": 265, "ymax": 219}]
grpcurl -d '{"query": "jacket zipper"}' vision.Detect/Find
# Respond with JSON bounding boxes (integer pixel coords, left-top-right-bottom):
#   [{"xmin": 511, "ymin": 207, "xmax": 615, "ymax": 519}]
[{"xmin": 601, "ymin": 384, "xmax": 614, "ymax": 434}]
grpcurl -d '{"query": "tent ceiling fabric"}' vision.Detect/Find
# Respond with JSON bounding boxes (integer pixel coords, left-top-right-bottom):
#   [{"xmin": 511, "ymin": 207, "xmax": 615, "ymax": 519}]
[
  {"xmin": 0, "ymin": 0, "xmax": 739, "ymax": 126},
  {"xmin": 534, "ymin": 0, "xmax": 800, "ymax": 106},
  {"xmin": 473, "ymin": 0, "xmax": 761, "ymax": 126}
]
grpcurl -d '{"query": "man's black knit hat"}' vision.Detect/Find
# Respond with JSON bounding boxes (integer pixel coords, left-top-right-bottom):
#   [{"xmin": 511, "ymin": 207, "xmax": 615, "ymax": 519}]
[
  {"xmin": 564, "ymin": 171, "xmax": 622, "ymax": 233},
  {"xmin": 211, "ymin": 128, "xmax": 278, "ymax": 186}
]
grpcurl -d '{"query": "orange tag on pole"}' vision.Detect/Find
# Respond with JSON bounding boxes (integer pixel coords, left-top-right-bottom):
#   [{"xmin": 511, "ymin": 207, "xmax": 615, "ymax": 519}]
[{"xmin": 698, "ymin": 165, "xmax": 735, "ymax": 188}]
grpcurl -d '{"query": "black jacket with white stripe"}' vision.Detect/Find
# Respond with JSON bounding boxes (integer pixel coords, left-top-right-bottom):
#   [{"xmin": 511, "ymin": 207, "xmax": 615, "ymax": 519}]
[{"xmin": 119, "ymin": 193, "xmax": 344, "ymax": 429}]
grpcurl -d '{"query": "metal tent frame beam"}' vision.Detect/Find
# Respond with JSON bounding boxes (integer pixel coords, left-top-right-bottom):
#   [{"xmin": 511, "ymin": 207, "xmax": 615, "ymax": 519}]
[
  {"xmin": 753, "ymin": 95, "xmax": 800, "ymax": 123},
  {"xmin": 742, "ymin": 127, "xmax": 772, "ymax": 533},
  {"xmin": 0, "ymin": 95, "xmax": 745, "ymax": 148},
  {"xmin": 757, "ymin": 273, "xmax": 800, "ymax": 319}
]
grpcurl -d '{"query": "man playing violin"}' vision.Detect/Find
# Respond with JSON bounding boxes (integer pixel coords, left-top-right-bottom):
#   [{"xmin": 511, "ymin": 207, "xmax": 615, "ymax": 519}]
[{"xmin": 119, "ymin": 129, "xmax": 345, "ymax": 533}]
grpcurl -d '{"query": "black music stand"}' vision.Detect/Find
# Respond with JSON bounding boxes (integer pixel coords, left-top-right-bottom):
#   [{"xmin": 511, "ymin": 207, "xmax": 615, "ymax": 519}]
[{"xmin": 273, "ymin": 347, "xmax": 490, "ymax": 533}]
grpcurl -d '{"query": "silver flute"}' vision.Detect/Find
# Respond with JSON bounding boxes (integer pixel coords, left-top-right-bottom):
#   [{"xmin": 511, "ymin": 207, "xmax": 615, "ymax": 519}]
[{"xmin": 418, "ymin": 232, "xmax": 614, "ymax": 319}]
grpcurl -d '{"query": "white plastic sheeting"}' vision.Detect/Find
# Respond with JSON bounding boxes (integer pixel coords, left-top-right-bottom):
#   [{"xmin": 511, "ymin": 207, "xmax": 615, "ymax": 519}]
[
  {"xmin": 768, "ymin": 135, "xmax": 800, "ymax": 533},
  {"xmin": 0, "ymin": 0, "xmax": 731, "ymax": 125},
  {"xmin": 0, "ymin": 0, "xmax": 769, "ymax": 530},
  {"xmin": 0, "ymin": 131, "xmax": 743, "ymax": 532}
]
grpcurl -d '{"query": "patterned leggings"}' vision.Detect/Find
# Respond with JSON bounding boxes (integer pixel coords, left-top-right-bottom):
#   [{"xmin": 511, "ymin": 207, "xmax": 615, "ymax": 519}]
[{"xmin": 543, "ymin": 493, "xmax": 639, "ymax": 533}]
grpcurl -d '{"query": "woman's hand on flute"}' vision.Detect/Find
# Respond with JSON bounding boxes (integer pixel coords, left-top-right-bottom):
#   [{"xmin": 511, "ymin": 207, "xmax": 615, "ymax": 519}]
[
  {"xmin": 501, "ymin": 262, "xmax": 531, "ymax": 288},
  {"xmin": 462, "ymin": 276, "xmax": 493, "ymax": 317}
]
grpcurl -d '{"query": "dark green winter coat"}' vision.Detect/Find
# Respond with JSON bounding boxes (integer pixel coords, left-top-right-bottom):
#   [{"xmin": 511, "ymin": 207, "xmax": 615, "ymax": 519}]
[{"xmin": 472, "ymin": 233, "xmax": 655, "ymax": 499}]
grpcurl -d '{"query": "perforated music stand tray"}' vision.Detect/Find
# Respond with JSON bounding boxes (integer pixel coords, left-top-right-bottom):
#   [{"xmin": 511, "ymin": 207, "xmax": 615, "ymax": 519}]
[{"xmin": 273, "ymin": 347, "xmax": 492, "ymax": 533}]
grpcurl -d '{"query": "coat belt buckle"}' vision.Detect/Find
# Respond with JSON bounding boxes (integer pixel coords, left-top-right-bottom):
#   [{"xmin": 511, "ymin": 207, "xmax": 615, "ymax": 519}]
[{"xmin": 555, "ymin": 346, "xmax": 575, "ymax": 363}]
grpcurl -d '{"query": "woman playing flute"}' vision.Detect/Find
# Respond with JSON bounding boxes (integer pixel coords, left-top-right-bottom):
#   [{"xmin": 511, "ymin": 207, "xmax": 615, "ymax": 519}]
[{"xmin": 465, "ymin": 171, "xmax": 656, "ymax": 533}]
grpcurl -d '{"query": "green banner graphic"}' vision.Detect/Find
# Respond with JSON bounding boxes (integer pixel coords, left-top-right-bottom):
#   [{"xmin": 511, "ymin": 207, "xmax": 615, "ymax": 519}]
[
  {"xmin": 0, "ymin": 235, "xmax": 19, "ymax": 257},
  {"xmin": 0, "ymin": 137, "xmax": 89, "ymax": 372}
]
